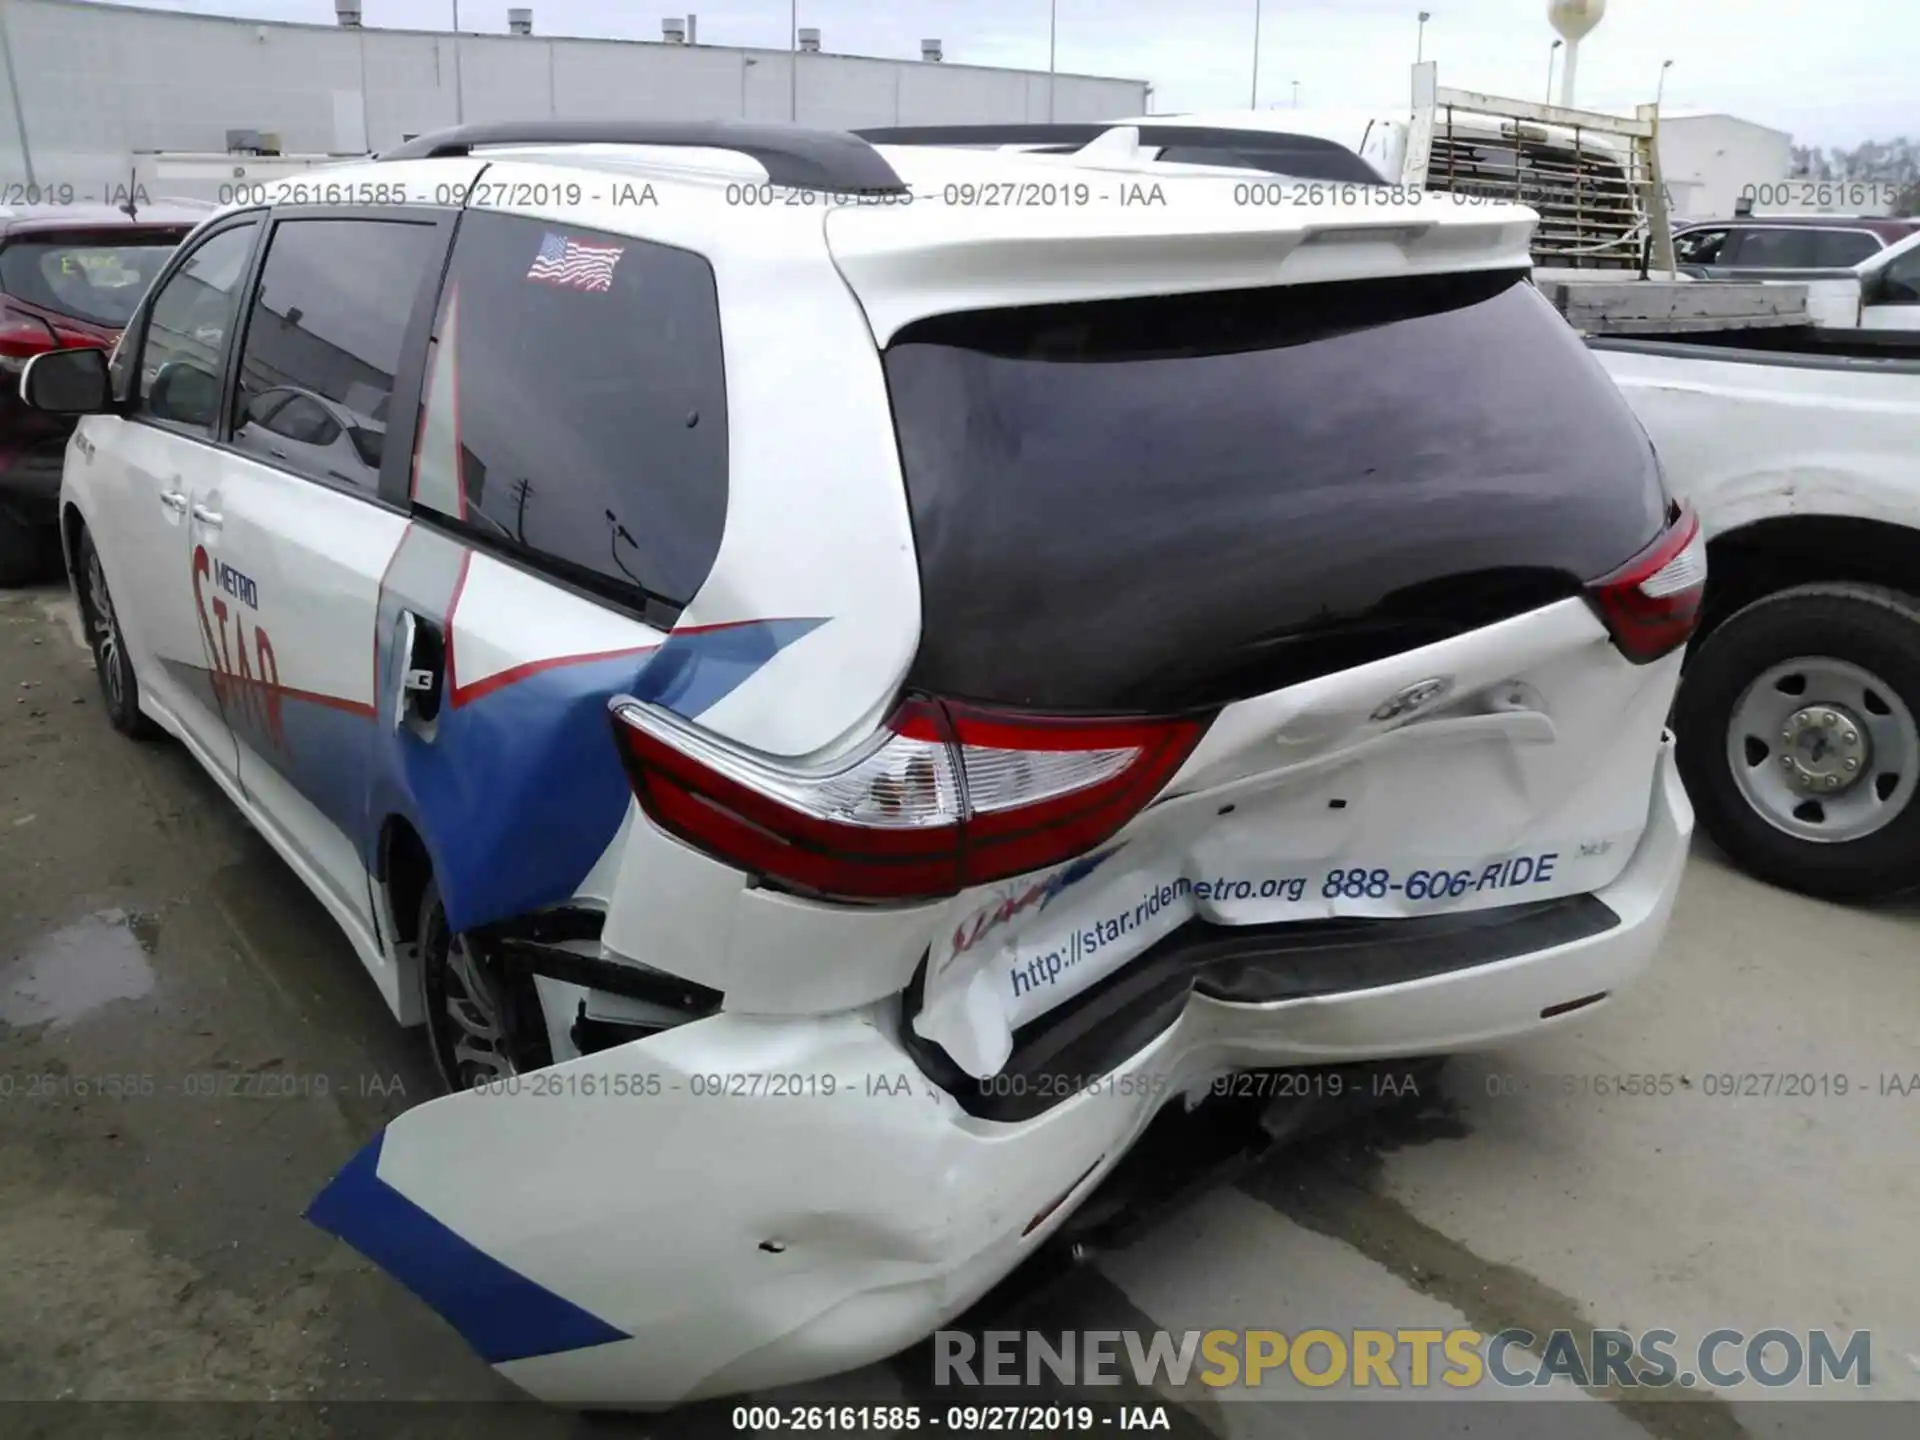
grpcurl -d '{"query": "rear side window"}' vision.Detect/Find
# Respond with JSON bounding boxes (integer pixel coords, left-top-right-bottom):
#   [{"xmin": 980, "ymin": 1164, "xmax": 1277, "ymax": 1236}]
[
  {"xmin": 230, "ymin": 217, "xmax": 443, "ymax": 496},
  {"xmin": 883, "ymin": 271, "xmax": 1668, "ymax": 712},
  {"xmin": 1723, "ymin": 228, "xmax": 1820, "ymax": 267},
  {"xmin": 1807, "ymin": 230, "xmax": 1882, "ymax": 267},
  {"xmin": 0, "ymin": 231, "xmax": 185, "ymax": 328},
  {"xmin": 413, "ymin": 211, "xmax": 728, "ymax": 614}
]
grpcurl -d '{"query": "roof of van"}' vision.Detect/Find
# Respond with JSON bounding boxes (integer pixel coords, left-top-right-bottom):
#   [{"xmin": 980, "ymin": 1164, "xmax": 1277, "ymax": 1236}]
[{"xmin": 216, "ymin": 140, "xmax": 1540, "ymax": 342}]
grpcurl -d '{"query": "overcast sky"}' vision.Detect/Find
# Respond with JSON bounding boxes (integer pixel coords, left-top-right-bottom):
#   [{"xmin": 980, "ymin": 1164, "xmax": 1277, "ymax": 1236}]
[{"xmin": 104, "ymin": 0, "xmax": 1913, "ymax": 148}]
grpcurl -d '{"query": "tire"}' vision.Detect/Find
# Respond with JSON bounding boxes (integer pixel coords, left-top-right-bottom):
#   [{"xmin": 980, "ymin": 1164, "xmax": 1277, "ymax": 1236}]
[
  {"xmin": 1675, "ymin": 583, "xmax": 1920, "ymax": 902},
  {"xmin": 0, "ymin": 505, "xmax": 51, "ymax": 587},
  {"xmin": 416, "ymin": 878, "xmax": 554, "ymax": 1094},
  {"xmin": 72, "ymin": 526, "xmax": 159, "ymax": 740}
]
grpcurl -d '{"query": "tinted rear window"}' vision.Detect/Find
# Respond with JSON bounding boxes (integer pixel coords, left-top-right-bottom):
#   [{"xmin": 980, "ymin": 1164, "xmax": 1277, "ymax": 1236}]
[
  {"xmin": 0, "ymin": 232, "xmax": 185, "ymax": 327},
  {"xmin": 419, "ymin": 211, "xmax": 729, "ymax": 614},
  {"xmin": 883, "ymin": 271, "xmax": 1667, "ymax": 712}
]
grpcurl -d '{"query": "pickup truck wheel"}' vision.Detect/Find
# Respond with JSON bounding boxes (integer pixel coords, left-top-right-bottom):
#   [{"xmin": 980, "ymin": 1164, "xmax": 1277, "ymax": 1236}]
[
  {"xmin": 73, "ymin": 528, "xmax": 158, "ymax": 740},
  {"xmin": 1676, "ymin": 583, "xmax": 1920, "ymax": 901},
  {"xmin": 417, "ymin": 879, "xmax": 554, "ymax": 1094}
]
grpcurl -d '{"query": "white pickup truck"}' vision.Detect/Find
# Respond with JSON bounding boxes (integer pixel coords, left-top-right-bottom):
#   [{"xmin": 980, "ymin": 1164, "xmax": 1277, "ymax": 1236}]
[{"xmin": 1593, "ymin": 336, "xmax": 1920, "ymax": 900}]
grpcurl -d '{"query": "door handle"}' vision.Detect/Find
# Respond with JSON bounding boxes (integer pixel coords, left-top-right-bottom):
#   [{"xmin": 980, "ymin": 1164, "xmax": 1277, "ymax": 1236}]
[
  {"xmin": 159, "ymin": 489, "xmax": 188, "ymax": 513},
  {"xmin": 190, "ymin": 503, "xmax": 223, "ymax": 529},
  {"xmin": 392, "ymin": 610, "xmax": 446, "ymax": 733}
]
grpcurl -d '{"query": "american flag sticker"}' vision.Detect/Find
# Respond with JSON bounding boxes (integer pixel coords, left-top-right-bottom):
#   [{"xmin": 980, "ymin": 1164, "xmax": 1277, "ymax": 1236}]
[{"xmin": 525, "ymin": 232, "xmax": 625, "ymax": 292}]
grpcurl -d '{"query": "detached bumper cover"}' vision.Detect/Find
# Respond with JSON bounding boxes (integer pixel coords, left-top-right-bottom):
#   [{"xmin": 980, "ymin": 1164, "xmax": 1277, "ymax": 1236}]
[{"xmin": 307, "ymin": 736, "xmax": 1691, "ymax": 1407}]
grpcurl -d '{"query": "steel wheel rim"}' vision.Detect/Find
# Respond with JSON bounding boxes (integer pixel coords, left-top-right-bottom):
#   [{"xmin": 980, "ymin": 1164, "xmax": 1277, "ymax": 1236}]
[
  {"xmin": 1727, "ymin": 655, "xmax": 1918, "ymax": 843},
  {"xmin": 86, "ymin": 550, "xmax": 124, "ymax": 711},
  {"xmin": 432, "ymin": 932, "xmax": 517, "ymax": 1090}
]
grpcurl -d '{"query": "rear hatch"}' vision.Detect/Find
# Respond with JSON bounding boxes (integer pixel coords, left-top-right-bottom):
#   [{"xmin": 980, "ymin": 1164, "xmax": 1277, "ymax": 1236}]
[
  {"xmin": 605, "ymin": 205, "xmax": 1701, "ymax": 1084},
  {"xmin": 867, "ymin": 267, "xmax": 1694, "ymax": 1077}
]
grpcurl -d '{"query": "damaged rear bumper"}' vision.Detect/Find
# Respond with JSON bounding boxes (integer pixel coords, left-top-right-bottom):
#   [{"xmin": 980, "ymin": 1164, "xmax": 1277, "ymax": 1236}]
[{"xmin": 307, "ymin": 737, "xmax": 1691, "ymax": 1407}]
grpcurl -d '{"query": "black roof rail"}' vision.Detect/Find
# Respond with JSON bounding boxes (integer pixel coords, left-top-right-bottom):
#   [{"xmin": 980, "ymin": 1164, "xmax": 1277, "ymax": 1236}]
[
  {"xmin": 375, "ymin": 120, "xmax": 908, "ymax": 195},
  {"xmin": 854, "ymin": 123, "xmax": 1385, "ymax": 185}
]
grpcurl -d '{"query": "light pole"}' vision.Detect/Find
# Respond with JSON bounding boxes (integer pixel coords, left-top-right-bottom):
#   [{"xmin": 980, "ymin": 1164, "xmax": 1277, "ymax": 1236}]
[
  {"xmin": 1291, "ymin": 79, "xmax": 1300, "ymax": 108},
  {"xmin": 1250, "ymin": 0, "xmax": 1262, "ymax": 109},
  {"xmin": 1655, "ymin": 58, "xmax": 1673, "ymax": 110},
  {"xmin": 451, "ymin": 1, "xmax": 465, "ymax": 124},
  {"xmin": 741, "ymin": 55, "xmax": 757, "ymax": 117},
  {"xmin": 1547, "ymin": 39, "xmax": 1562, "ymax": 105},
  {"xmin": 789, "ymin": 0, "xmax": 797, "ymax": 121},
  {"xmin": 1048, "ymin": 0, "xmax": 1057, "ymax": 123},
  {"xmin": 1416, "ymin": 10, "xmax": 1430, "ymax": 64}
]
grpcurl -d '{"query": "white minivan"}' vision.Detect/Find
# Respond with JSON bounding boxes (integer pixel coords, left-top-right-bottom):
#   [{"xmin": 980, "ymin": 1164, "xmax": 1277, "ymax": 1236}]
[{"xmin": 22, "ymin": 120, "xmax": 1698, "ymax": 1406}]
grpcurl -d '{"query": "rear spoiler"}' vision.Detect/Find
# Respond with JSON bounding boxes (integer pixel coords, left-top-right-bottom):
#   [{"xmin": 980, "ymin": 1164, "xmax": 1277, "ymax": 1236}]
[{"xmin": 852, "ymin": 123, "xmax": 1387, "ymax": 185}]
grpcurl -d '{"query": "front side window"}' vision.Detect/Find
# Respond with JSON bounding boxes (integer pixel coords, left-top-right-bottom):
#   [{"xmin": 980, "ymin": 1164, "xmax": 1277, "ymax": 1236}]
[
  {"xmin": 1878, "ymin": 247, "xmax": 1920, "ymax": 303},
  {"xmin": 229, "ymin": 218, "xmax": 440, "ymax": 495},
  {"xmin": 408, "ymin": 211, "xmax": 729, "ymax": 613},
  {"xmin": 134, "ymin": 220, "xmax": 260, "ymax": 433},
  {"xmin": 1673, "ymin": 228, "xmax": 1728, "ymax": 265}
]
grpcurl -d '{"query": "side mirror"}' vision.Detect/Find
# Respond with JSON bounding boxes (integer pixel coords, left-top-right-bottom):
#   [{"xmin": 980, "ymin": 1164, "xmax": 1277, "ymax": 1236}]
[
  {"xmin": 150, "ymin": 360, "xmax": 220, "ymax": 428},
  {"xmin": 20, "ymin": 346, "xmax": 112, "ymax": 414}
]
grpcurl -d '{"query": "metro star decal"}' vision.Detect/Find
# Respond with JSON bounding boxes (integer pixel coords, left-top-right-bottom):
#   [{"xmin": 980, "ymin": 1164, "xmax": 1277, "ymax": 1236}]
[{"xmin": 193, "ymin": 543, "xmax": 289, "ymax": 751}]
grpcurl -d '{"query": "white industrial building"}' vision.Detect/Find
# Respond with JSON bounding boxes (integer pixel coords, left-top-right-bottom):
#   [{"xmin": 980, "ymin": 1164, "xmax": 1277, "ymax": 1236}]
[
  {"xmin": 0, "ymin": 0, "xmax": 1149, "ymax": 190},
  {"xmin": 1656, "ymin": 111, "xmax": 1796, "ymax": 220}
]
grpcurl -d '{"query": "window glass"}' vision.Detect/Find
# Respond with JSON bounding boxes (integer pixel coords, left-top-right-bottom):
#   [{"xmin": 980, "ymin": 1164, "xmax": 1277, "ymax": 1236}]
[
  {"xmin": 1723, "ymin": 228, "xmax": 1820, "ymax": 268},
  {"xmin": 883, "ymin": 271, "xmax": 1666, "ymax": 710},
  {"xmin": 0, "ymin": 231, "xmax": 188, "ymax": 328},
  {"xmin": 1879, "ymin": 247, "xmax": 1920, "ymax": 303},
  {"xmin": 1807, "ymin": 230, "xmax": 1883, "ymax": 267},
  {"xmin": 229, "ymin": 218, "xmax": 438, "ymax": 493},
  {"xmin": 260, "ymin": 393, "xmax": 342, "ymax": 447},
  {"xmin": 134, "ymin": 220, "xmax": 259, "ymax": 432},
  {"xmin": 412, "ymin": 211, "xmax": 729, "ymax": 610},
  {"xmin": 1673, "ymin": 228, "xmax": 1727, "ymax": 264}
]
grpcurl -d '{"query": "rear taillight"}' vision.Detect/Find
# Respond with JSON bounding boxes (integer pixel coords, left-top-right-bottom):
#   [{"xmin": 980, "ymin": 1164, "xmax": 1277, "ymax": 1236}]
[
  {"xmin": 0, "ymin": 302, "xmax": 59, "ymax": 374},
  {"xmin": 608, "ymin": 695, "xmax": 1209, "ymax": 902},
  {"xmin": 1585, "ymin": 504, "xmax": 1706, "ymax": 664}
]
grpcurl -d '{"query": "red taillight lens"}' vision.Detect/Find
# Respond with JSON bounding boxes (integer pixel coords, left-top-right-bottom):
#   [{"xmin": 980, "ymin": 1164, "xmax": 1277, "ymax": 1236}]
[
  {"xmin": 609, "ymin": 695, "xmax": 1209, "ymax": 902},
  {"xmin": 1585, "ymin": 504, "xmax": 1707, "ymax": 664},
  {"xmin": 0, "ymin": 303, "xmax": 60, "ymax": 373}
]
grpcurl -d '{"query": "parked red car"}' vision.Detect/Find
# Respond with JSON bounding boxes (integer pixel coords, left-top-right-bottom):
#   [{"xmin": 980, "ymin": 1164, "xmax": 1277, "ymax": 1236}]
[{"xmin": 0, "ymin": 204, "xmax": 203, "ymax": 583}]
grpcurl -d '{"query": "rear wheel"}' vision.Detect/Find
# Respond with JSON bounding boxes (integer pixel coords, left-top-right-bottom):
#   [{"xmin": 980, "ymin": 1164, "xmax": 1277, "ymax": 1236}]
[
  {"xmin": 73, "ymin": 526, "xmax": 158, "ymax": 739},
  {"xmin": 417, "ymin": 879, "xmax": 554, "ymax": 1093},
  {"xmin": 1676, "ymin": 583, "xmax": 1920, "ymax": 901}
]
